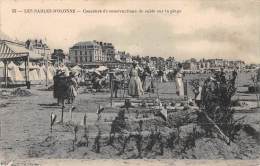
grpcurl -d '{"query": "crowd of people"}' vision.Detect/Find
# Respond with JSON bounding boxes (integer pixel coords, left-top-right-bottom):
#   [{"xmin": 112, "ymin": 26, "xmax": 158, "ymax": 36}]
[
  {"xmin": 126, "ymin": 61, "xmax": 185, "ymax": 98},
  {"xmin": 52, "ymin": 61, "xmax": 189, "ymax": 105},
  {"xmin": 51, "ymin": 60, "xmax": 258, "ymax": 110}
]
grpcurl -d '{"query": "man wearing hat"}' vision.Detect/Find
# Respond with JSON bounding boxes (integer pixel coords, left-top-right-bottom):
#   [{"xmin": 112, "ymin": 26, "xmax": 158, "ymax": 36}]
[
  {"xmin": 53, "ymin": 70, "xmax": 66, "ymax": 105},
  {"xmin": 111, "ymin": 71, "xmax": 122, "ymax": 98},
  {"xmin": 92, "ymin": 70, "xmax": 103, "ymax": 91}
]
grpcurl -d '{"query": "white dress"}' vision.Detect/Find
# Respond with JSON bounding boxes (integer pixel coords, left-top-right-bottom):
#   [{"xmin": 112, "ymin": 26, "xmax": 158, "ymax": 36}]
[
  {"xmin": 175, "ymin": 71, "xmax": 184, "ymax": 96},
  {"xmin": 128, "ymin": 67, "xmax": 144, "ymax": 97}
]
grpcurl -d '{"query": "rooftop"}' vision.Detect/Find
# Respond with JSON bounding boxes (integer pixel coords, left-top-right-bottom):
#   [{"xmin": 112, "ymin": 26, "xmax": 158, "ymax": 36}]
[{"xmin": 72, "ymin": 41, "xmax": 101, "ymax": 48}]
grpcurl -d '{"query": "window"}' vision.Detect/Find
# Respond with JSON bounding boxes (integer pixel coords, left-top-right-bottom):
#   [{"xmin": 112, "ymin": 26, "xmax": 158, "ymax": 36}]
[
  {"xmin": 80, "ymin": 51, "xmax": 82, "ymax": 55},
  {"xmin": 85, "ymin": 56, "xmax": 88, "ymax": 62},
  {"xmin": 75, "ymin": 50, "xmax": 77, "ymax": 55},
  {"xmin": 75, "ymin": 56, "xmax": 78, "ymax": 63},
  {"xmin": 80, "ymin": 56, "xmax": 83, "ymax": 62},
  {"xmin": 90, "ymin": 55, "xmax": 92, "ymax": 62}
]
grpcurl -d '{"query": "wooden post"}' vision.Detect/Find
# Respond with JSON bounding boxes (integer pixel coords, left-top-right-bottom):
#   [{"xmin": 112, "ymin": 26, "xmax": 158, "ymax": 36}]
[
  {"xmin": 202, "ymin": 111, "xmax": 230, "ymax": 144},
  {"xmin": 24, "ymin": 57, "xmax": 28, "ymax": 85},
  {"xmin": 156, "ymin": 74, "xmax": 159, "ymax": 99},
  {"xmin": 184, "ymin": 80, "xmax": 188, "ymax": 96},
  {"xmin": 26, "ymin": 56, "xmax": 30, "ymax": 89},
  {"xmin": 61, "ymin": 105, "xmax": 64, "ymax": 123},
  {"xmin": 109, "ymin": 72, "xmax": 113, "ymax": 107},
  {"xmin": 45, "ymin": 58, "xmax": 48, "ymax": 87},
  {"xmin": 4, "ymin": 60, "xmax": 7, "ymax": 87}
]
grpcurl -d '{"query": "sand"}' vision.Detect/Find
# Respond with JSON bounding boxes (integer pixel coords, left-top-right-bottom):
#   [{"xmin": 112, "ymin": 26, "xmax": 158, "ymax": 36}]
[{"xmin": 0, "ymin": 72, "xmax": 259, "ymax": 160}]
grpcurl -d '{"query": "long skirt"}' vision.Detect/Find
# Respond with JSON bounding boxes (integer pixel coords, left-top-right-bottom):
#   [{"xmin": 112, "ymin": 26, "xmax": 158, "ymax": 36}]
[
  {"xmin": 128, "ymin": 76, "xmax": 144, "ymax": 97},
  {"xmin": 67, "ymin": 85, "xmax": 77, "ymax": 98},
  {"xmin": 175, "ymin": 77, "xmax": 184, "ymax": 96}
]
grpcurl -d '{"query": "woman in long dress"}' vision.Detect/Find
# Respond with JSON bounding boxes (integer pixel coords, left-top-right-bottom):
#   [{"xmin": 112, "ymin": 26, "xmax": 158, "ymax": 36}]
[
  {"xmin": 175, "ymin": 63, "xmax": 184, "ymax": 96},
  {"xmin": 67, "ymin": 72, "xmax": 78, "ymax": 104},
  {"xmin": 128, "ymin": 61, "xmax": 144, "ymax": 97}
]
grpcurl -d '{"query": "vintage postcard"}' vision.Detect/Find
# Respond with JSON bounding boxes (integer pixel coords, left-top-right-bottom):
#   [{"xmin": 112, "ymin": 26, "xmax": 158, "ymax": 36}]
[{"xmin": 0, "ymin": 0, "xmax": 260, "ymax": 165}]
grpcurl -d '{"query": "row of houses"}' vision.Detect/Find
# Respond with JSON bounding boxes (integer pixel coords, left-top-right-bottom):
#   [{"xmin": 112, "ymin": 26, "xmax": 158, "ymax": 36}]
[
  {"xmin": 0, "ymin": 35, "xmax": 247, "ymax": 71},
  {"xmin": 182, "ymin": 58, "xmax": 246, "ymax": 71}
]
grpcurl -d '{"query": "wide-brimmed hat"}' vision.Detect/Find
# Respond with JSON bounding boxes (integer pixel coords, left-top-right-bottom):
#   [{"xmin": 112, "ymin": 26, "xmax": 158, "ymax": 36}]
[{"xmin": 94, "ymin": 70, "xmax": 101, "ymax": 75}]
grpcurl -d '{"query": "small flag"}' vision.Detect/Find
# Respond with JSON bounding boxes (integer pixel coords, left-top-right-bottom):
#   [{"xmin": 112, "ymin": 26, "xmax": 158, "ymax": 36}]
[
  {"xmin": 96, "ymin": 104, "xmax": 104, "ymax": 115},
  {"xmin": 70, "ymin": 106, "xmax": 76, "ymax": 120},
  {"xmin": 83, "ymin": 113, "xmax": 87, "ymax": 126},
  {"xmin": 74, "ymin": 125, "xmax": 78, "ymax": 134},
  {"xmin": 51, "ymin": 112, "xmax": 57, "ymax": 126},
  {"xmin": 70, "ymin": 106, "xmax": 76, "ymax": 113},
  {"xmin": 158, "ymin": 107, "xmax": 167, "ymax": 121}
]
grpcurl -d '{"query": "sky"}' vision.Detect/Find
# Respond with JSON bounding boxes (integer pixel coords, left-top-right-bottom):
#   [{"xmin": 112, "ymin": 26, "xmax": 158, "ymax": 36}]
[{"xmin": 0, "ymin": 0, "xmax": 259, "ymax": 63}]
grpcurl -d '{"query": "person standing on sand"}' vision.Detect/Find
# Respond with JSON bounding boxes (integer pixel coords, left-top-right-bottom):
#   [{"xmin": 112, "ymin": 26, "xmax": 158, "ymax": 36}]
[
  {"xmin": 112, "ymin": 71, "xmax": 122, "ymax": 98},
  {"xmin": 175, "ymin": 63, "xmax": 184, "ymax": 96},
  {"xmin": 53, "ymin": 70, "xmax": 61, "ymax": 105},
  {"xmin": 140, "ymin": 63, "xmax": 151, "ymax": 91},
  {"xmin": 66, "ymin": 72, "xmax": 78, "ymax": 104},
  {"xmin": 128, "ymin": 61, "xmax": 144, "ymax": 97},
  {"xmin": 53, "ymin": 70, "xmax": 66, "ymax": 105}
]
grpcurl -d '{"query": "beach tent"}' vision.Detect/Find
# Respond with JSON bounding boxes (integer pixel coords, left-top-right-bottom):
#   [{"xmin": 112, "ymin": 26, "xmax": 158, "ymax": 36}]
[
  {"xmin": 19, "ymin": 62, "xmax": 38, "ymax": 70},
  {"xmin": 37, "ymin": 65, "xmax": 46, "ymax": 81},
  {"xmin": 0, "ymin": 61, "xmax": 4, "ymax": 77},
  {"xmin": 8, "ymin": 61, "xmax": 24, "ymax": 81},
  {"xmin": 0, "ymin": 61, "xmax": 4, "ymax": 68},
  {"xmin": 20, "ymin": 62, "xmax": 40, "ymax": 82},
  {"xmin": 29, "ymin": 69, "xmax": 39, "ymax": 81},
  {"xmin": 0, "ymin": 40, "xmax": 44, "ymax": 87},
  {"xmin": 43, "ymin": 67, "xmax": 53, "ymax": 81},
  {"xmin": 29, "ymin": 63, "xmax": 40, "ymax": 81},
  {"xmin": 48, "ymin": 64, "xmax": 56, "ymax": 76}
]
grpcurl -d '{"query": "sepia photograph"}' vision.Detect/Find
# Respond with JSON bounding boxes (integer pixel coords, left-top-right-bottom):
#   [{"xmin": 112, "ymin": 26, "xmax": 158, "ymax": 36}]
[{"xmin": 0, "ymin": 0, "xmax": 259, "ymax": 165}]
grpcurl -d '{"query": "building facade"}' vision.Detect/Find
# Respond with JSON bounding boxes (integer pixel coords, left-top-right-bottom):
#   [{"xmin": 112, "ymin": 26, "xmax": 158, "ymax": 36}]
[
  {"xmin": 69, "ymin": 40, "xmax": 118, "ymax": 64},
  {"xmin": 94, "ymin": 41, "xmax": 115, "ymax": 62},
  {"xmin": 25, "ymin": 39, "xmax": 51, "ymax": 59},
  {"xmin": 182, "ymin": 60, "xmax": 198, "ymax": 70},
  {"xmin": 118, "ymin": 51, "xmax": 132, "ymax": 63},
  {"xmin": 182, "ymin": 58, "xmax": 246, "ymax": 71},
  {"xmin": 69, "ymin": 41, "xmax": 103, "ymax": 64}
]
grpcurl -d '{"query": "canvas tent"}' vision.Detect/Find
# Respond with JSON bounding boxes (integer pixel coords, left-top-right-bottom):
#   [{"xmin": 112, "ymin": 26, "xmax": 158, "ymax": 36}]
[
  {"xmin": 8, "ymin": 61, "xmax": 24, "ymax": 82},
  {"xmin": 0, "ymin": 61, "xmax": 4, "ymax": 77},
  {"xmin": 48, "ymin": 64, "xmax": 56, "ymax": 76},
  {"xmin": 20, "ymin": 62, "xmax": 40, "ymax": 82},
  {"xmin": 37, "ymin": 65, "xmax": 46, "ymax": 81},
  {"xmin": 0, "ymin": 40, "xmax": 46, "ymax": 87}
]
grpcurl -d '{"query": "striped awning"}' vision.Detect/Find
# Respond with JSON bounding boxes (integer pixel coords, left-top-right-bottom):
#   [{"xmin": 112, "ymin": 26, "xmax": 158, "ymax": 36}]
[{"xmin": 0, "ymin": 41, "xmax": 28, "ymax": 60}]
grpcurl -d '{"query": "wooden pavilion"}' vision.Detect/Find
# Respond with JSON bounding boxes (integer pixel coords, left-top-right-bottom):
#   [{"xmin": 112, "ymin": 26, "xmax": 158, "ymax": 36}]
[{"xmin": 0, "ymin": 40, "xmax": 43, "ymax": 88}]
